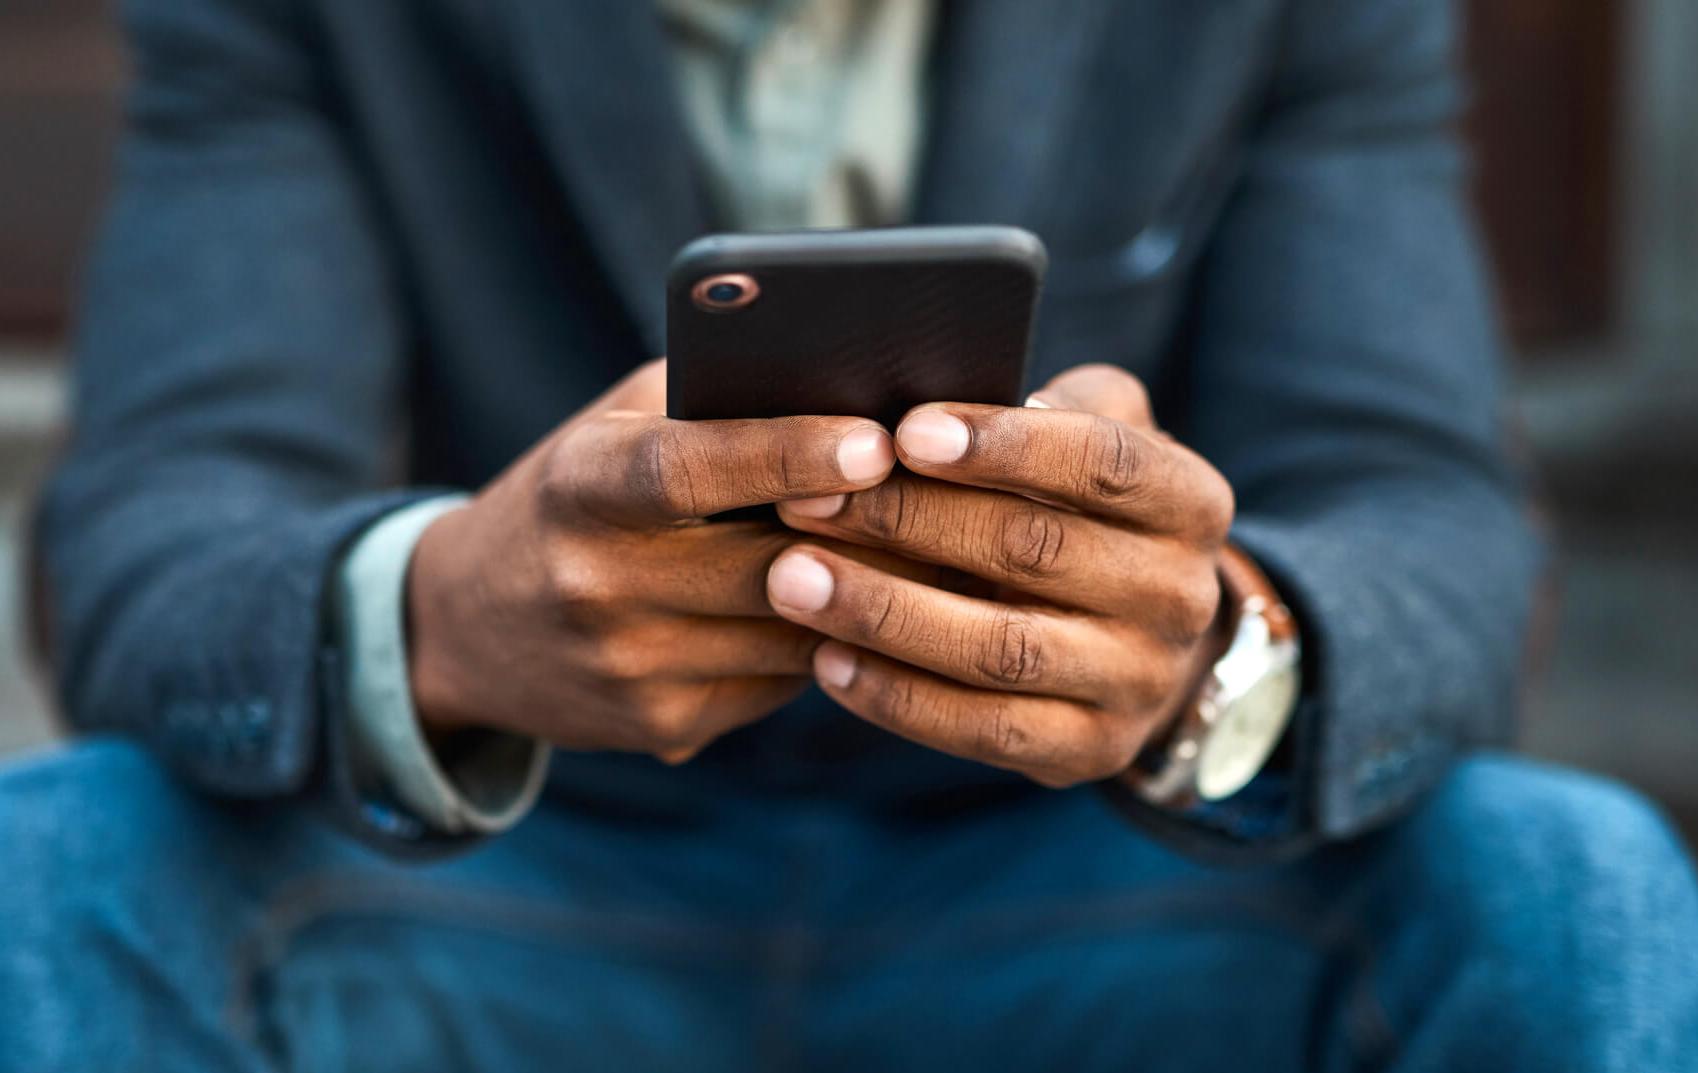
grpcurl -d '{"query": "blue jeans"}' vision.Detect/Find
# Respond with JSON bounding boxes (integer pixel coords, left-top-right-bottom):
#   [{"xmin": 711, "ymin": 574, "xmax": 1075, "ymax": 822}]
[{"xmin": 2, "ymin": 740, "xmax": 1694, "ymax": 1072}]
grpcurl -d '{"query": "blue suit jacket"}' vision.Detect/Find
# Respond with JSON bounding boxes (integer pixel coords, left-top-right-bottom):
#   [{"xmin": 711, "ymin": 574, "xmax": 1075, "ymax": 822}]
[{"xmin": 40, "ymin": 0, "xmax": 1540, "ymax": 858}]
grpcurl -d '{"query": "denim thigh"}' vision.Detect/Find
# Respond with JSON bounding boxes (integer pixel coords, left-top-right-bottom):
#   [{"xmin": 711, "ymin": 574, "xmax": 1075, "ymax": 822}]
[
  {"xmin": 4, "ymin": 743, "xmax": 1694, "ymax": 1073},
  {"xmin": 798, "ymin": 755, "xmax": 1698, "ymax": 1073},
  {"xmin": 0, "ymin": 739, "xmax": 793, "ymax": 1073}
]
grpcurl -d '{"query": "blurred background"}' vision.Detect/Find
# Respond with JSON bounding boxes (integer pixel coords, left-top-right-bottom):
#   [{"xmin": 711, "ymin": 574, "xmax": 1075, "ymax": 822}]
[{"xmin": 1, "ymin": 0, "xmax": 1692, "ymax": 836}]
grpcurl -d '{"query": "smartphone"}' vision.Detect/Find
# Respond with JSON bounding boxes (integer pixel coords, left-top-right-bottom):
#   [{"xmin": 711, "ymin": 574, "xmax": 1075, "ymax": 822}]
[{"xmin": 666, "ymin": 226, "xmax": 1047, "ymax": 428}]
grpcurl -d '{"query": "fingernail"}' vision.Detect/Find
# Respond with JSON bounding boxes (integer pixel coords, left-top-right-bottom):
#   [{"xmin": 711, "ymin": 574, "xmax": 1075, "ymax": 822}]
[
  {"xmin": 783, "ymin": 494, "xmax": 846, "ymax": 519},
  {"xmin": 767, "ymin": 552, "xmax": 834, "ymax": 613},
  {"xmin": 1024, "ymin": 394, "xmax": 1053, "ymax": 408},
  {"xmin": 814, "ymin": 642, "xmax": 858, "ymax": 689},
  {"xmin": 896, "ymin": 410, "xmax": 970, "ymax": 465},
  {"xmin": 837, "ymin": 427, "xmax": 894, "ymax": 483}
]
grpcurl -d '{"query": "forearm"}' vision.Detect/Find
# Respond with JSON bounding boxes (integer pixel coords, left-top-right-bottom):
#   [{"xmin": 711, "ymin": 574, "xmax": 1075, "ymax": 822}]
[
  {"xmin": 37, "ymin": 459, "xmax": 554, "ymax": 859},
  {"xmin": 1149, "ymin": 0, "xmax": 1539, "ymax": 850},
  {"xmin": 44, "ymin": 0, "xmax": 418, "ymax": 806},
  {"xmin": 1231, "ymin": 457, "xmax": 1541, "ymax": 835},
  {"xmin": 335, "ymin": 496, "xmax": 549, "ymax": 844},
  {"xmin": 38, "ymin": 463, "xmax": 436, "ymax": 797}
]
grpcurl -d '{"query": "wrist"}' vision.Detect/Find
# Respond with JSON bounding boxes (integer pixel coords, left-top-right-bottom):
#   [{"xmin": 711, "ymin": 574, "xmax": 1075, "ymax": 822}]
[
  {"xmin": 1124, "ymin": 543, "xmax": 1302, "ymax": 806},
  {"xmin": 1146, "ymin": 577, "xmax": 1238, "ymax": 750},
  {"xmin": 405, "ymin": 505, "xmax": 481, "ymax": 733},
  {"xmin": 338, "ymin": 494, "xmax": 549, "ymax": 838}
]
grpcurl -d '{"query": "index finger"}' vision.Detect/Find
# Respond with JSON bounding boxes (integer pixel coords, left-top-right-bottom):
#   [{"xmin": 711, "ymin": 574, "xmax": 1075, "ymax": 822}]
[
  {"xmin": 561, "ymin": 413, "xmax": 896, "ymax": 527},
  {"xmin": 891, "ymin": 404, "xmax": 1233, "ymax": 535}
]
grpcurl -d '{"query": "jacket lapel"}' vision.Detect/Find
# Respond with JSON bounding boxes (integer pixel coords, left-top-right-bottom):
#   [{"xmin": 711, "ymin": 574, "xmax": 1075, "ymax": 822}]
[
  {"xmin": 503, "ymin": 0, "xmax": 1114, "ymax": 349},
  {"xmin": 507, "ymin": 0, "xmax": 707, "ymax": 354},
  {"xmin": 916, "ymin": 0, "xmax": 1117, "ymax": 231}
]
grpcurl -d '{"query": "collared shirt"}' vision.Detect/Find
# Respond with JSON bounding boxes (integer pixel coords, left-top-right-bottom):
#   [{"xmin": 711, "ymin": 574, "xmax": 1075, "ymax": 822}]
[{"xmin": 658, "ymin": 0, "xmax": 937, "ymax": 229}]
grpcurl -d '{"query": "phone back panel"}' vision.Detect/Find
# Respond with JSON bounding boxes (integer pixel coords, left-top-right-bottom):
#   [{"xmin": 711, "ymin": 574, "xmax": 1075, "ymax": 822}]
[{"xmin": 666, "ymin": 227, "xmax": 1045, "ymax": 428}]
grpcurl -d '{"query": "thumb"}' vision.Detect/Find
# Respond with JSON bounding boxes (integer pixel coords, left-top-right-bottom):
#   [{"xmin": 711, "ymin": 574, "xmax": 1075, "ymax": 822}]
[{"xmin": 1025, "ymin": 362, "xmax": 1155, "ymax": 429}]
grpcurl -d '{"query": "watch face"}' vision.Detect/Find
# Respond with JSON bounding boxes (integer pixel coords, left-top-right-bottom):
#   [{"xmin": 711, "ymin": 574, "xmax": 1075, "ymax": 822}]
[{"xmin": 1196, "ymin": 661, "xmax": 1300, "ymax": 802}]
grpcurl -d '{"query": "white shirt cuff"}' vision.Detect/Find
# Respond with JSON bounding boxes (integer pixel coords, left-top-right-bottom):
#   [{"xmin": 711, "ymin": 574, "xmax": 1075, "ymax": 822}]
[{"xmin": 337, "ymin": 495, "xmax": 549, "ymax": 835}]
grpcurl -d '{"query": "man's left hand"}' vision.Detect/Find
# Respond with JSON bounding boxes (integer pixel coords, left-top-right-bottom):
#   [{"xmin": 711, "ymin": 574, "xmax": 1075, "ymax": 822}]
[{"xmin": 766, "ymin": 364, "xmax": 1236, "ymax": 788}]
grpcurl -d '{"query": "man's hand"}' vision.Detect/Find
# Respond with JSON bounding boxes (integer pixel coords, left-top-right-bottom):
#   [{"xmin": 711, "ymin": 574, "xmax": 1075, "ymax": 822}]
[
  {"xmin": 406, "ymin": 359, "xmax": 904, "ymax": 763},
  {"xmin": 767, "ymin": 364, "xmax": 1236, "ymax": 788}
]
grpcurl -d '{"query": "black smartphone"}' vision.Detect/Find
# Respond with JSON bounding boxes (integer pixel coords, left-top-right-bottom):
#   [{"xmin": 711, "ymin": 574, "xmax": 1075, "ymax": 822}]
[{"xmin": 666, "ymin": 226, "xmax": 1047, "ymax": 428}]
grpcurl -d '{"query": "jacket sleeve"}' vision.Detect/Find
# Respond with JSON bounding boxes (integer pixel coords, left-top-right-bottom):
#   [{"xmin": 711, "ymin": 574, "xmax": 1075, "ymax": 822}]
[
  {"xmin": 36, "ymin": 0, "xmax": 450, "ymax": 845},
  {"xmin": 1110, "ymin": 0, "xmax": 1543, "ymax": 856}
]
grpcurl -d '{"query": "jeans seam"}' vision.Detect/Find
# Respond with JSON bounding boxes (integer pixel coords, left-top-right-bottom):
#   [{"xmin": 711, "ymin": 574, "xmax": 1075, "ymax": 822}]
[
  {"xmin": 226, "ymin": 878, "xmax": 1404, "ymax": 1071},
  {"xmin": 224, "ymin": 870, "xmax": 758, "ymax": 1044}
]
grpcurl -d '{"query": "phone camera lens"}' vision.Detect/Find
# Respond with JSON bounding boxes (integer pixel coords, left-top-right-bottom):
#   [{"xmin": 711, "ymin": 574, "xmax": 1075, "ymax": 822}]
[{"xmin": 691, "ymin": 273, "xmax": 760, "ymax": 312}]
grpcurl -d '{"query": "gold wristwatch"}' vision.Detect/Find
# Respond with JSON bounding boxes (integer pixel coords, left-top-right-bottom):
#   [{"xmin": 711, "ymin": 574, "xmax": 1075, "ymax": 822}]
[{"xmin": 1128, "ymin": 544, "xmax": 1302, "ymax": 807}]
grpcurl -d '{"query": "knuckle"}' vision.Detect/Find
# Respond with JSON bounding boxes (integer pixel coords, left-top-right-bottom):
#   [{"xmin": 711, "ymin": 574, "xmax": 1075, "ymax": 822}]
[
  {"xmin": 1172, "ymin": 567, "xmax": 1223, "ymax": 644},
  {"xmin": 870, "ymin": 672, "xmax": 922, "ymax": 727},
  {"xmin": 537, "ymin": 432, "xmax": 594, "ymax": 519},
  {"xmin": 1173, "ymin": 460, "xmax": 1235, "ymax": 540},
  {"xmin": 635, "ymin": 690, "xmax": 701, "ymax": 750},
  {"xmin": 996, "ymin": 504, "xmax": 1067, "ymax": 581},
  {"xmin": 1105, "ymin": 718, "xmax": 1147, "ymax": 770},
  {"xmin": 979, "ymin": 608, "xmax": 1045, "ymax": 688},
  {"xmin": 1141, "ymin": 659, "xmax": 1188, "ymax": 709},
  {"xmin": 859, "ymin": 479, "xmax": 922, "ymax": 546},
  {"xmin": 544, "ymin": 552, "xmax": 610, "ymax": 616},
  {"xmin": 656, "ymin": 745, "xmax": 701, "ymax": 767},
  {"xmin": 537, "ymin": 444, "xmax": 573, "ymax": 514},
  {"xmin": 732, "ymin": 422, "xmax": 803, "ymax": 504},
  {"xmin": 636, "ymin": 423, "xmax": 706, "ymax": 518},
  {"xmin": 1088, "ymin": 734, "xmax": 1140, "ymax": 782},
  {"xmin": 761, "ymin": 426, "xmax": 800, "ymax": 498},
  {"xmin": 864, "ymin": 586, "xmax": 916, "ymax": 646},
  {"xmin": 1197, "ymin": 470, "xmax": 1237, "ymax": 539},
  {"xmin": 1082, "ymin": 419, "xmax": 1144, "ymax": 502},
  {"xmin": 768, "ymin": 626, "xmax": 821, "ymax": 673},
  {"xmin": 584, "ymin": 632, "xmax": 655, "ymax": 682},
  {"xmin": 976, "ymin": 701, "xmax": 1034, "ymax": 761}
]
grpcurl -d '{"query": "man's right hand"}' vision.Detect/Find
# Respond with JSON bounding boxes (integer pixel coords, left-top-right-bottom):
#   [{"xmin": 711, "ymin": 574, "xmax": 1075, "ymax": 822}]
[{"xmin": 404, "ymin": 359, "xmax": 898, "ymax": 763}]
